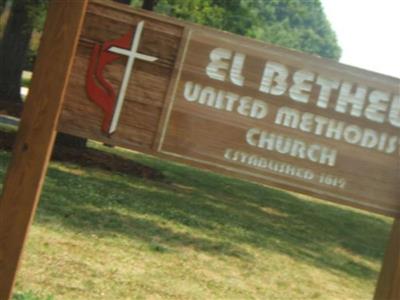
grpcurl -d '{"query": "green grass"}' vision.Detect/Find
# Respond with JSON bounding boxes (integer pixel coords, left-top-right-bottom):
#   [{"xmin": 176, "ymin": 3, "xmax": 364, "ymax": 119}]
[
  {"xmin": 12, "ymin": 290, "xmax": 53, "ymax": 300},
  {"xmin": 0, "ymin": 142, "xmax": 391, "ymax": 299}
]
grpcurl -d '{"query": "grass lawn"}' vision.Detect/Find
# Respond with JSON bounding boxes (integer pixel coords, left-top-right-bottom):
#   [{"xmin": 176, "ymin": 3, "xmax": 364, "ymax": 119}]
[{"xmin": 0, "ymin": 142, "xmax": 391, "ymax": 299}]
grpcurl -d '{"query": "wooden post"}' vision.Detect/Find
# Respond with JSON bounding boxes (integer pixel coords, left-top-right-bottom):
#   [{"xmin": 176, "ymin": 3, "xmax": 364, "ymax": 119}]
[
  {"xmin": 0, "ymin": 1, "xmax": 88, "ymax": 299},
  {"xmin": 374, "ymin": 218, "xmax": 400, "ymax": 300}
]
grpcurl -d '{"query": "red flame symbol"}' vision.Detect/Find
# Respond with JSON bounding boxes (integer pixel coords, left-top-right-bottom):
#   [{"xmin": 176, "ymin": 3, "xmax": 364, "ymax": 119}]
[{"xmin": 86, "ymin": 31, "xmax": 133, "ymax": 134}]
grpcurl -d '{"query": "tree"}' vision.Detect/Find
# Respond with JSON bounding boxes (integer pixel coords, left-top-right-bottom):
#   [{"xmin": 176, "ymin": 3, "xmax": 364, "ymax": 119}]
[
  {"xmin": 142, "ymin": 0, "xmax": 158, "ymax": 10},
  {"xmin": 246, "ymin": 0, "xmax": 341, "ymax": 59},
  {"xmin": 0, "ymin": 0, "xmax": 36, "ymax": 107},
  {"xmin": 132, "ymin": 0, "xmax": 341, "ymax": 60},
  {"xmin": 113, "ymin": 0, "xmax": 131, "ymax": 4},
  {"xmin": 0, "ymin": 0, "xmax": 6, "ymax": 15}
]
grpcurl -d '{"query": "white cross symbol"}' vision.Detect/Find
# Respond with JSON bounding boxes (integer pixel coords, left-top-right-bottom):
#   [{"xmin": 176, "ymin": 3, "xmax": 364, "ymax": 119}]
[{"xmin": 108, "ymin": 21, "xmax": 158, "ymax": 134}]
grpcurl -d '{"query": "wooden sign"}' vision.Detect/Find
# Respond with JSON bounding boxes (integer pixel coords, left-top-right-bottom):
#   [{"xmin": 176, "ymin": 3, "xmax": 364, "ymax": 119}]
[
  {"xmin": 1, "ymin": 1, "xmax": 399, "ymax": 299},
  {"xmin": 59, "ymin": 0, "xmax": 400, "ymax": 217}
]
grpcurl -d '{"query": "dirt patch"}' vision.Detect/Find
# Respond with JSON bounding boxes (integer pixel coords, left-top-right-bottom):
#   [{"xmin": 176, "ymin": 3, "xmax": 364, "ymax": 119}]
[{"xmin": 0, "ymin": 130, "xmax": 164, "ymax": 181}]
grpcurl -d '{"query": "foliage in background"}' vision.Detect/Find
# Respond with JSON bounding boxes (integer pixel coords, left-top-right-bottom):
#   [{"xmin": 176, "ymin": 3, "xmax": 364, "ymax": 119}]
[
  {"xmin": 131, "ymin": 0, "xmax": 341, "ymax": 59},
  {"xmin": 0, "ymin": 0, "xmax": 48, "ymax": 104},
  {"xmin": 19, "ymin": 0, "xmax": 48, "ymax": 70},
  {"xmin": 0, "ymin": 0, "xmax": 6, "ymax": 15},
  {"xmin": 26, "ymin": 0, "xmax": 47, "ymax": 31},
  {"xmin": 0, "ymin": 0, "xmax": 47, "ymax": 32}
]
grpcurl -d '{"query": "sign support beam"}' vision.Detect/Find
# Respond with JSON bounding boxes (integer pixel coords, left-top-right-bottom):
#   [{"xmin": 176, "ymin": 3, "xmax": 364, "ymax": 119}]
[
  {"xmin": 374, "ymin": 218, "xmax": 400, "ymax": 300},
  {"xmin": 0, "ymin": 1, "xmax": 88, "ymax": 299}
]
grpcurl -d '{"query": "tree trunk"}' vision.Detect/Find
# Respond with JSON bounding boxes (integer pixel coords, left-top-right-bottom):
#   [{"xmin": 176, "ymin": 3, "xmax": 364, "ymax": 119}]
[
  {"xmin": 113, "ymin": 0, "xmax": 130, "ymax": 4},
  {"xmin": 0, "ymin": 0, "xmax": 6, "ymax": 15},
  {"xmin": 0, "ymin": 0, "xmax": 33, "ymax": 106},
  {"xmin": 142, "ymin": 0, "xmax": 157, "ymax": 11}
]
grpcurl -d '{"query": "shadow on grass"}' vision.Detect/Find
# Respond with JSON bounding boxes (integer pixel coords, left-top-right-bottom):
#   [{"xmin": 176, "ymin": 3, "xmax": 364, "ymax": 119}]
[{"xmin": 0, "ymin": 150, "xmax": 391, "ymax": 282}]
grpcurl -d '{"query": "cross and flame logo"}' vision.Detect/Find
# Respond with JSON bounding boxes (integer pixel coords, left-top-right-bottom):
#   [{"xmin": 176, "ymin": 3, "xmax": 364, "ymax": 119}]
[{"xmin": 86, "ymin": 21, "xmax": 158, "ymax": 135}]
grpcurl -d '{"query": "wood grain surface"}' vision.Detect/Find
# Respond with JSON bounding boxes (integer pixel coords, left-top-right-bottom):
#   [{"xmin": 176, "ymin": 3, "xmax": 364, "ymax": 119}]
[
  {"xmin": 374, "ymin": 218, "xmax": 400, "ymax": 300},
  {"xmin": 59, "ymin": 0, "xmax": 400, "ymax": 217},
  {"xmin": 0, "ymin": 1, "xmax": 88, "ymax": 299}
]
